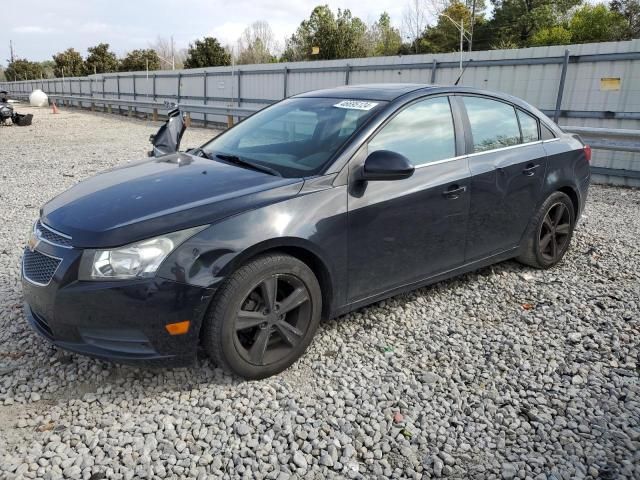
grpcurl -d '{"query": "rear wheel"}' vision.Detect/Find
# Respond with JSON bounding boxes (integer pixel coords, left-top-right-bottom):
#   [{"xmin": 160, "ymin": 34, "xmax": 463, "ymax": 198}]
[
  {"xmin": 517, "ymin": 192, "xmax": 575, "ymax": 269},
  {"xmin": 202, "ymin": 254, "xmax": 322, "ymax": 379}
]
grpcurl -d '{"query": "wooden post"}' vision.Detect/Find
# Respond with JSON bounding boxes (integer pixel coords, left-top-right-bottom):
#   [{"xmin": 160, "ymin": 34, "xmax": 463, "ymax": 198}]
[
  {"xmin": 185, "ymin": 112, "xmax": 192, "ymax": 128},
  {"xmin": 128, "ymin": 105, "xmax": 132, "ymax": 117},
  {"xmin": 227, "ymin": 115, "xmax": 234, "ymax": 128},
  {"xmin": 108, "ymin": 103, "xmax": 112, "ymax": 114},
  {"xmin": 152, "ymin": 108, "xmax": 158, "ymax": 121}
]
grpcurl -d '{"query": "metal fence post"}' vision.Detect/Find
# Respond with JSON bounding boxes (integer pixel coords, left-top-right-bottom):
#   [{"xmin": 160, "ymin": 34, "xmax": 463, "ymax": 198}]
[
  {"xmin": 554, "ymin": 49, "xmax": 570, "ymax": 124},
  {"xmin": 345, "ymin": 64, "xmax": 351, "ymax": 85},
  {"xmin": 203, "ymin": 71, "xmax": 208, "ymax": 127},
  {"xmin": 430, "ymin": 59, "xmax": 438, "ymax": 84},
  {"xmin": 177, "ymin": 73, "xmax": 181, "ymax": 104},
  {"xmin": 132, "ymin": 75, "xmax": 137, "ymax": 116},
  {"xmin": 116, "ymin": 75, "xmax": 121, "ymax": 115},
  {"xmin": 152, "ymin": 73, "xmax": 156, "ymax": 101},
  {"xmin": 283, "ymin": 66, "xmax": 288, "ymax": 98},
  {"xmin": 237, "ymin": 70, "xmax": 241, "ymax": 106}
]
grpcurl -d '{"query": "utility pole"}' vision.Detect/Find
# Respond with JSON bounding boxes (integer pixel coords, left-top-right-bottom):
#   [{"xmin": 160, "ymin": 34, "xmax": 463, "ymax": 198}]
[
  {"xmin": 441, "ymin": 14, "xmax": 471, "ymax": 75},
  {"xmin": 171, "ymin": 35, "xmax": 175, "ymax": 70},
  {"xmin": 470, "ymin": 0, "xmax": 477, "ymax": 52},
  {"xmin": 9, "ymin": 40, "xmax": 15, "ymax": 62}
]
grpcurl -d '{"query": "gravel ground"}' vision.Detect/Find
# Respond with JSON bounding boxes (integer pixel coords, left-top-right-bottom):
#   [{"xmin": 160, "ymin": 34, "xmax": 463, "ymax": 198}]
[{"xmin": 0, "ymin": 105, "xmax": 639, "ymax": 480}]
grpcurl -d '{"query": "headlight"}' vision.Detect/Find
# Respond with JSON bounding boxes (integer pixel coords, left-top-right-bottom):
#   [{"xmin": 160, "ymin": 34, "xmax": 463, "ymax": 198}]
[{"xmin": 79, "ymin": 225, "xmax": 206, "ymax": 280}]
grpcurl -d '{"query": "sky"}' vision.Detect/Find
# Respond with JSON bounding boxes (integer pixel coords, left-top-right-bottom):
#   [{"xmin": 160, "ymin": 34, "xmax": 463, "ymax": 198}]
[{"xmin": 3, "ymin": 0, "xmax": 415, "ymax": 64}]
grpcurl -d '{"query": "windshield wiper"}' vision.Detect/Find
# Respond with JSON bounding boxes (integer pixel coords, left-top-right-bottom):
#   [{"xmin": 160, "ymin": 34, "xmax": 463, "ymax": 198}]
[
  {"xmin": 186, "ymin": 147, "xmax": 212, "ymax": 159},
  {"xmin": 215, "ymin": 153, "xmax": 282, "ymax": 177}
]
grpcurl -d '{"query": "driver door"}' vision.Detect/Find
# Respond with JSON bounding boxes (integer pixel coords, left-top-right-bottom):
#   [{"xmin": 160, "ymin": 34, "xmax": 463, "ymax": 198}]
[{"xmin": 346, "ymin": 96, "xmax": 471, "ymax": 303}]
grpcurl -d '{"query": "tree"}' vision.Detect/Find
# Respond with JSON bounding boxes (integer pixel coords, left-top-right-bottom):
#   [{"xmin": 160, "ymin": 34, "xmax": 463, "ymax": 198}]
[
  {"xmin": 281, "ymin": 5, "xmax": 368, "ymax": 61},
  {"xmin": 184, "ymin": 37, "xmax": 231, "ymax": 68},
  {"xmin": 569, "ymin": 4, "xmax": 629, "ymax": 43},
  {"xmin": 0, "ymin": 68, "xmax": 5, "ymax": 82},
  {"xmin": 421, "ymin": 2, "xmax": 474, "ymax": 53},
  {"xmin": 530, "ymin": 25, "xmax": 572, "ymax": 46},
  {"xmin": 368, "ymin": 12, "xmax": 403, "ymax": 56},
  {"xmin": 5, "ymin": 59, "xmax": 44, "ymax": 81},
  {"xmin": 236, "ymin": 21, "xmax": 278, "ymax": 65},
  {"xmin": 150, "ymin": 36, "xmax": 187, "ymax": 70},
  {"xmin": 402, "ymin": 0, "xmax": 429, "ymax": 53},
  {"xmin": 39, "ymin": 61, "xmax": 55, "ymax": 79},
  {"xmin": 52, "ymin": 48, "xmax": 84, "ymax": 77},
  {"xmin": 120, "ymin": 49, "xmax": 161, "ymax": 72},
  {"xmin": 611, "ymin": 0, "xmax": 640, "ymax": 38},
  {"xmin": 84, "ymin": 43, "xmax": 118, "ymax": 74},
  {"xmin": 487, "ymin": 0, "xmax": 581, "ymax": 47}
]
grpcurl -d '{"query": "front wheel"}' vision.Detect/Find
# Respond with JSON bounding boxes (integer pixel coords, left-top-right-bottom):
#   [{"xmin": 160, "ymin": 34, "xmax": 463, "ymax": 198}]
[
  {"xmin": 202, "ymin": 253, "xmax": 322, "ymax": 379},
  {"xmin": 517, "ymin": 192, "xmax": 576, "ymax": 269}
]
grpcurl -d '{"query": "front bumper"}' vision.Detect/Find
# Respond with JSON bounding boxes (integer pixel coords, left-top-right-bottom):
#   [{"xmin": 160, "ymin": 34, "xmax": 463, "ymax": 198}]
[{"xmin": 22, "ymin": 241, "xmax": 215, "ymax": 367}]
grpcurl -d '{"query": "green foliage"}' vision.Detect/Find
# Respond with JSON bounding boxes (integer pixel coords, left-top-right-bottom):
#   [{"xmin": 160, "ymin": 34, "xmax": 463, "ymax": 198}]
[
  {"xmin": 611, "ymin": 0, "xmax": 640, "ymax": 37},
  {"xmin": 184, "ymin": 37, "xmax": 231, "ymax": 68},
  {"xmin": 84, "ymin": 43, "xmax": 119, "ymax": 74},
  {"xmin": 52, "ymin": 48, "xmax": 84, "ymax": 77},
  {"xmin": 120, "ymin": 49, "xmax": 161, "ymax": 72},
  {"xmin": 530, "ymin": 25, "xmax": 573, "ymax": 46},
  {"xmin": 569, "ymin": 4, "xmax": 629, "ymax": 43},
  {"xmin": 487, "ymin": 0, "xmax": 581, "ymax": 47},
  {"xmin": 369, "ymin": 12, "xmax": 403, "ymax": 56},
  {"xmin": 281, "ymin": 5, "xmax": 368, "ymax": 61},
  {"xmin": 39, "ymin": 61, "xmax": 55, "ymax": 79},
  {"xmin": 5, "ymin": 59, "xmax": 44, "ymax": 81},
  {"xmin": 421, "ymin": 2, "xmax": 474, "ymax": 53}
]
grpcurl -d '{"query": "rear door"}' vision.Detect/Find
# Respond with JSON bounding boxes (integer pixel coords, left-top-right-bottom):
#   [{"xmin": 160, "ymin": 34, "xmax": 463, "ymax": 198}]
[
  {"xmin": 459, "ymin": 95, "xmax": 548, "ymax": 261},
  {"xmin": 346, "ymin": 95, "xmax": 470, "ymax": 302}
]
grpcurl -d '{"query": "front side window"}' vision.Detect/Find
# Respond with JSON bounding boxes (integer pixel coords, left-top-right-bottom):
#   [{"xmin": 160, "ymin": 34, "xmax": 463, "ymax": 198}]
[
  {"xmin": 203, "ymin": 97, "xmax": 385, "ymax": 177},
  {"xmin": 517, "ymin": 109, "xmax": 539, "ymax": 143},
  {"xmin": 463, "ymin": 96, "xmax": 521, "ymax": 152},
  {"xmin": 368, "ymin": 96, "xmax": 456, "ymax": 166}
]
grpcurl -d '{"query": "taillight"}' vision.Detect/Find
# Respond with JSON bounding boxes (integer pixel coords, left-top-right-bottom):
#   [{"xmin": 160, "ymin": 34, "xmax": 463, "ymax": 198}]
[{"xmin": 583, "ymin": 145, "xmax": 592, "ymax": 162}]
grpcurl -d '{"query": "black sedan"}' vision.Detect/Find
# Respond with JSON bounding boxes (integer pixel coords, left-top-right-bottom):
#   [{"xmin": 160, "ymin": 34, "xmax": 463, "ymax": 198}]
[{"xmin": 22, "ymin": 84, "xmax": 590, "ymax": 379}]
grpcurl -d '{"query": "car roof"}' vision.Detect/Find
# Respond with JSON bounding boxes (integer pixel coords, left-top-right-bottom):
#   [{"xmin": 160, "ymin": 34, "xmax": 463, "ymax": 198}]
[
  {"xmin": 293, "ymin": 84, "xmax": 433, "ymax": 101},
  {"xmin": 292, "ymin": 83, "xmax": 553, "ymax": 124}
]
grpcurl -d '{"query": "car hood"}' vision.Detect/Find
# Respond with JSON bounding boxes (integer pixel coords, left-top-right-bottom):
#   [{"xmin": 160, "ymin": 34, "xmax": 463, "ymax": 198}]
[{"xmin": 41, "ymin": 153, "xmax": 303, "ymax": 248}]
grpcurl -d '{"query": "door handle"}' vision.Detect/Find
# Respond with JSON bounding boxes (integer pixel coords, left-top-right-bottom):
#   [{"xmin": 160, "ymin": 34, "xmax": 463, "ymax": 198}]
[
  {"xmin": 442, "ymin": 185, "xmax": 466, "ymax": 199},
  {"xmin": 523, "ymin": 164, "xmax": 540, "ymax": 176}
]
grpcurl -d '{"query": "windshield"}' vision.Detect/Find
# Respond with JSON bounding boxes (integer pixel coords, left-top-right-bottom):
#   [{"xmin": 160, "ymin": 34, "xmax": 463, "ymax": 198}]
[{"xmin": 202, "ymin": 97, "xmax": 386, "ymax": 178}]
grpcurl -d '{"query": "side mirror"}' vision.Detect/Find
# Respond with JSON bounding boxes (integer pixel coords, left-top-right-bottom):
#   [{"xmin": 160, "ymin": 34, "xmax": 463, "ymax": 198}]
[{"xmin": 361, "ymin": 150, "xmax": 415, "ymax": 181}]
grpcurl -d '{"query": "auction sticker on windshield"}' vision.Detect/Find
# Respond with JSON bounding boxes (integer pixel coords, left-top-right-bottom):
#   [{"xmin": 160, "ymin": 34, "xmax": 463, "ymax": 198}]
[{"xmin": 333, "ymin": 100, "xmax": 379, "ymax": 111}]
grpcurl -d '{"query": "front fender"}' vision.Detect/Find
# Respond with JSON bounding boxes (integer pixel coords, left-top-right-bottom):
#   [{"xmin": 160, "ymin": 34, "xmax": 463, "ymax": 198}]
[{"xmin": 156, "ymin": 183, "xmax": 348, "ymax": 310}]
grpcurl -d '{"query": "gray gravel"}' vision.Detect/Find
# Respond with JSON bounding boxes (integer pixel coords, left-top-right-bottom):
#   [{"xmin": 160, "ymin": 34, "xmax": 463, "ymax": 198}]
[{"xmin": 1, "ymin": 105, "xmax": 639, "ymax": 479}]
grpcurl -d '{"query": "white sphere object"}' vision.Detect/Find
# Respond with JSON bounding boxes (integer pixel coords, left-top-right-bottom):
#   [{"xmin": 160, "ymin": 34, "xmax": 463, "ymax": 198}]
[{"xmin": 29, "ymin": 89, "xmax": 49, "ymax": 107}]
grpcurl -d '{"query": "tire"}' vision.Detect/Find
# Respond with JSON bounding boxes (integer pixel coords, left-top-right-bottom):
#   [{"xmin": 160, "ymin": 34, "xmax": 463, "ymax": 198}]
[
  {"xmin": 517, "ymin": 191, "xmax": 576, "ymax": 269},
  {"xmin": 202, "ymin": 253, "xmax": 322, "ymax": 379}
]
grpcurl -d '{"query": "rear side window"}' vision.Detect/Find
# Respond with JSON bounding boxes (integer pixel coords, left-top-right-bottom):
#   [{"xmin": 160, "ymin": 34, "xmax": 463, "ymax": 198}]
[
  {"xmin": 517, "ymin": 109, "xmax": 539, "ymax": 142},
  {"xmin": 462, "ymin": 96, "xmax": 521, "ymax": 152},
  {"xmin": 368, "ymin": 96, "xmax": 456, "ymax": 166},
  {"xmin": 541, "ymin": 124, "xmax": 556, "ymax": 140}
]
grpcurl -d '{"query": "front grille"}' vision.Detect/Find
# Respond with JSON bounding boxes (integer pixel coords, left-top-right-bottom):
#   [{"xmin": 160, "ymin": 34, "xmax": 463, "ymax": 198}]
[
  {"xmin": 23, "ymin": 249, "xmax": 61, "ymax": 285},
  {"xmin": 36, "ymin": 221, "xmax": 73, "ymax": 248}
]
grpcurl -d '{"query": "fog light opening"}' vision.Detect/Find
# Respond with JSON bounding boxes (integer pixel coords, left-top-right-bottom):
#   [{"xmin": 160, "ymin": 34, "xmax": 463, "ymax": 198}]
[{"xmin": 166, "ymin": 320, "xmax": 191, "ymax": 335}]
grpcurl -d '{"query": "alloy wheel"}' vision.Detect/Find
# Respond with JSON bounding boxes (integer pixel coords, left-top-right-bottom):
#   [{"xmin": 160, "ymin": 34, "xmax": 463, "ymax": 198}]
[
  {"xmin": 538, "ymin": 202, "xmax": 571, "ymax": 262},
  {"xmin": 233, "ymin": 274, "xmax": 312, "ymax": 366}
]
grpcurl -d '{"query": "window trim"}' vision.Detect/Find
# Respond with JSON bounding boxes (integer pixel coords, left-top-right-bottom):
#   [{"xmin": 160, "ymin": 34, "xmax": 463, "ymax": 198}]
[{"xmin": 363, "ymin": 94, "xmax": 461, "ymax": 168}]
